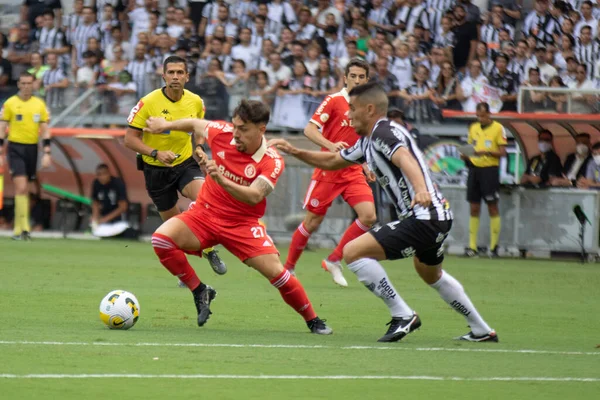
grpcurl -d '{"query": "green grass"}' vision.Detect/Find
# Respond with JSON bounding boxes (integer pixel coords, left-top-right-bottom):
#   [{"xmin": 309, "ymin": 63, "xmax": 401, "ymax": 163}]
[{"xmin": 1, "ymin": 239, "xmax": 599, "ymax": 399}]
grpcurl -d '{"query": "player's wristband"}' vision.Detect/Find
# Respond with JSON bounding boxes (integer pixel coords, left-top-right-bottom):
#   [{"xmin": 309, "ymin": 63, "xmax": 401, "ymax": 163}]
[
  {"xmin": 0, "ymin": 138, "xmax": 4, "ymax": 146},
  {"xmin": 42, "ymin": 139, "xmax": 51, "ymax": 148}
]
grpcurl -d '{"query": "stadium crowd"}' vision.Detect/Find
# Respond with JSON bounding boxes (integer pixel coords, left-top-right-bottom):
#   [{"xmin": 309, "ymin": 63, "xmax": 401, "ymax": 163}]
[{"xmin": 2, "ymin": 0, "xmax": 600, "ymax": 126}]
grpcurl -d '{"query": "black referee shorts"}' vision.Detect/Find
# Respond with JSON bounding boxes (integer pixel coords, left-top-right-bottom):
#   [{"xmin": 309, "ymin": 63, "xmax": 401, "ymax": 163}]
[
  {"xmin": 7, "ymin": 142, "xmax": 38, "ymax": 181},
  {"xmin": 143, "ymin": 157, "xmax": 205, "ymax": 212},
  {"xmin": 466, "ymin": 166, "xmax": 500, "ymax": 204},
  {"xmin": 370, "ymin": 218, "xmax": 452, "ymax": 266}
]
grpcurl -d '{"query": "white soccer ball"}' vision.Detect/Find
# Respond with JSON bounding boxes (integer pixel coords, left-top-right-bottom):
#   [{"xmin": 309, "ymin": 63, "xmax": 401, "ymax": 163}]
[{"xmin": 99, "ymin": 290, "xmax": 140, "ymax": 330}]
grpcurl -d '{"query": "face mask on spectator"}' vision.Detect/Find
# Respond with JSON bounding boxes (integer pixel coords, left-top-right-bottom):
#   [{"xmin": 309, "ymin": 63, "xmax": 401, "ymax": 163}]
[
  {"xmin": 577, "ymin": 144, "xmax": 589, "ymax": 156},
  {"xmin": 538, "ymin": 141, "xmax": 552, "ymax": 153},
  {"xmin": 594, "ymin": 154, "xmax": 600, "ymax": 165}
]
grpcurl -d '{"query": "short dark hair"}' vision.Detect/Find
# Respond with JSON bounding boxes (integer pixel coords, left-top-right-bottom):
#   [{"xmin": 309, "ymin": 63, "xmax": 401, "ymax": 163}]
[
  {"xmin": 345, "ymin": 58, "xmax": 370, "ymax": 78},
  {"xmin": 592, "ymin": 142, "xmax": 600, "ymax": 150},
  {"xmin": 387, "ymin": 108, "xmax": 405, "ymax": 120},
  {"xmin": 96, "ymin": 163, "xmax": 109, "ymax": 172},
  {"xmin": 163, "ymin": 55, "xmax": 188, "ymax": 73},
  {"xmin": 495, "ymin": 53, "xmax": 509, "ymax": 62},
  {"xmin": 19, "ymin": 71, "xmax": 34, "ymax": 81},
  {"xmin": 476, "ymin": 102, "xmax": 491, "ymax": 113},
  {"xmin": 348, "ymin": 82, "xmax": 389, "ymax": 113},
  {"xmin": 576, "ymin": 133, "xmax": 591, "ymax": 140},
  {"xmin": 233, "ymin": 100, "xmax": 270, "ymax": 125},
  {"xmin": 42, "ymin": 10, "xmax": 54, "ymax": 18},
  {"xmin": 539, "ymin": 129, "xmax": 553, "ymax": 138}
]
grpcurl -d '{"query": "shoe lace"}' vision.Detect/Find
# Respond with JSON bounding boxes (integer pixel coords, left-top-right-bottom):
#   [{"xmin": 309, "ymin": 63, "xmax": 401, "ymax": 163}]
[
  {"xmin": 311, "ymin": 318, "xmax": 327, "ymax": 329},
  {"xmin": 384, "ymin": 318, "xmax": 403, "ymax": 334}
]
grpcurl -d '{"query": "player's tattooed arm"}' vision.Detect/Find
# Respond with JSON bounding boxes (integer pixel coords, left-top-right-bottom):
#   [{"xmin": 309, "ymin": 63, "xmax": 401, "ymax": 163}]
[
  {"xmin": 251, "ymin": 177, "xmax": 274, "ymax": 199},
  {"xmin": 205, "ymin": 160, "xmax": 272, "ymax": 206}
]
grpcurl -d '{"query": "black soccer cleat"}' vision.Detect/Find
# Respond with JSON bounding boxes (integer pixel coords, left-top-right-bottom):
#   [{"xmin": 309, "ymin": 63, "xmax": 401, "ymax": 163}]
[
  {"xmin": 21, "ymin": 231, "xmax": 31, "ymax": 241},
  {"xmin": 203, "ymin": 248, "xmax": 227, "ymax": 275},
  {"xmin": 456, "ymin": 330, "xmax": 499, "ymax": 342},
  {"xmin": 377, "ymin": 314, "xmax": 421, "ymax": 343},
  {"xmin": 488, "ymin": 246, "xmax": 499, "ymax": 258},
  {"xmin": 464, "ymin": 248, "xmax": 478, "ymax": 257},
  {"xmin": 307, "ymin": 317, "xmax": 333, "ymax": 335},
  {"xmin": 193, "ymin": 284, "xmax": 217, "ymax": 327}
]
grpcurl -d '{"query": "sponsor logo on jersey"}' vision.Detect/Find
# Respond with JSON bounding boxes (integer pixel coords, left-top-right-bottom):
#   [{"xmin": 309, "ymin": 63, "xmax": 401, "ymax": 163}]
[
  {"xmin": 315, "ymin": 96, "xmax": 332, "ymax": 115},
  {"xmin": 208, "ymin": 121, "xmax": 225, "ymax": 130},
  {"xmin": 127, "ymin": 100, "xmax": 144, "ymax": 124},
  {"xmin": 223, "ymin": 124, "xmax": 234, "ymax": 133},
  {"xmin": 271, "ymin": 158, "xmax": 282, "ymax": 179},
  {"xmin": 161, "ymin": 109, "xmax": 170, "ymax": 115},
  {"xmin": 217, "ymin": 151, "xmax": 226, "ymax": 159},
  {"xmin": 310, "ymin": 199, "xmax": 320, "ymax": 207},
  {"xmin": 320, "ymin": 113, "xmax": 329, "ymax": 123},
  {"xmin": 218, "ymin": 165, "xmax": 251, "ymax": 186},
  {"xmin": 33, "ymin": 114, "xmax": 40, "ymax": 123},
  {"xmin": 244, "ymin": 164, "xmax": 256, "ymax": 178},
  {"xmin": 341, "ymin": 119, "xmax": 353, "ymax": 127}
]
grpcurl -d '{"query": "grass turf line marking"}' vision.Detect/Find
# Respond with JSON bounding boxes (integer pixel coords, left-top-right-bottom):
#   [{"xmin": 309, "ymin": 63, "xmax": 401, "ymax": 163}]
[
  {"xmin": 0, "ymin": 340, "xmax": 598, "ymax": 356},
  {"xmin": 0, "ymin": 374, "xmax": 599, "ymax": 382}
]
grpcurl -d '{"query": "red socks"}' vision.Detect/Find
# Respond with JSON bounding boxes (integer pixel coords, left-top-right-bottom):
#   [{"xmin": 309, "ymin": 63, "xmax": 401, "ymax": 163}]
[
  {"xmin": 152, "ymin": 233, "xmax": 201, "ymax": 291},
  {"xmin": 328, "ymin": 219, "xmax": 370, "ymax": 262},
  {"xmin": 270, "ymin": 270, "xmax": 317, "ymax": 322},
  {"xmin": 284, "ymin": 223, "xmax": 311, "ymax": 270}
]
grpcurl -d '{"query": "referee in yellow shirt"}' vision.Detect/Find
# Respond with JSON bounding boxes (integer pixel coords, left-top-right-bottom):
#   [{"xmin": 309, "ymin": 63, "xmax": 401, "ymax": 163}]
[
  {"xmin": 124, "ymin": 55, "xmax": 226, "ymax": 275},
  {"xmin": 0, "ymin": 72, "xmax": 52, "ymax": 240},
  {"xmin": 465, "ymin": 102, "xmax": 507, "ymax": 257}
]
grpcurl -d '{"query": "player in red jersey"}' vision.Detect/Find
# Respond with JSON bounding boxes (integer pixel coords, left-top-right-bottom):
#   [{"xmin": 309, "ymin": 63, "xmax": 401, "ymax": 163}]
[
  {"xmin": 144, "ymin": 100, "xmax": 332, "ymax": 334},
  {"xmin": 285, "ymin": 58, "xmax": 376, "ymax": 287}
]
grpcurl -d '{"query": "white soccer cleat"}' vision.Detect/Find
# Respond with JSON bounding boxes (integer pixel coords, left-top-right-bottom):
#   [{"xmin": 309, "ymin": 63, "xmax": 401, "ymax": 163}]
[{"xmin": 321, "ymin": 259, "xmax": 348, "ymax": 287}]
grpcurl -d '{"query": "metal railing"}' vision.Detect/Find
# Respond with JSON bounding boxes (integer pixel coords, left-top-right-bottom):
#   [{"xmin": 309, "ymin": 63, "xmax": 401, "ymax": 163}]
[{"xmin": 517, "ymin": 86, "xmax": 600, "ymax": 114}]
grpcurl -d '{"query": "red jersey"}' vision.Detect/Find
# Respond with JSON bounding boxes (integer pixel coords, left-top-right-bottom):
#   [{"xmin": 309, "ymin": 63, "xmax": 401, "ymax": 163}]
[
  {"xmin": 198, "ymin": 121, "xmax": 285, "ymax": 220},
  {"xmin": 309, "ymin": 88, "xmax": 364, "ymax": 183}
]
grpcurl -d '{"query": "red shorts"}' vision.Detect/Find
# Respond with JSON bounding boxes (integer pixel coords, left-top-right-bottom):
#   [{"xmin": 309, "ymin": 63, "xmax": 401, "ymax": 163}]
[
  {"xmin": 176, "ymin": 204, "xmax": 278, "ymax": 262},
  {"xmin": 303, "ymin": 178, "xmax": 374, "ymax": 216}
]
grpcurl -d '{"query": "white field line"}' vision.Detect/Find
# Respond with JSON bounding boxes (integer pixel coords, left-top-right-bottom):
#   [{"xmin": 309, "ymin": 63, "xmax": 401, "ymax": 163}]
[
  {"xmin": 0, "ymin": 340, "xmax": 598, "ymax": 356},
  {"xmin": 0, "ymin": 374, "xmax": 599, "ymax": 382}
]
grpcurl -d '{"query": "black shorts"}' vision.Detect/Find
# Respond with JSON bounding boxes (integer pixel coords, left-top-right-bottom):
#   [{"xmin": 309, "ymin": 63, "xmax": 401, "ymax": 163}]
[
  {"xmin": 467, "ymin": 166, "xmax": 500, "ymax": 204},
  {"xmin": 143, "ymin": 157, "xmax": 204, "ymax": 212},
  {"xmin": 370, "ymin": 218, "xmax": 452, "ymax": 266},
  {"xmin": 7, "ymin": 142, "xmax": 38, "ymax": 181}
]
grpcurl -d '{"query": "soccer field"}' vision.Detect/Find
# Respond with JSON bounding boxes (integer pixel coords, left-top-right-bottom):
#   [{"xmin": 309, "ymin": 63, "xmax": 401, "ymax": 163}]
[{"xmin": 1, "ymin": 239, "xmax": 599, "ymax": 399}]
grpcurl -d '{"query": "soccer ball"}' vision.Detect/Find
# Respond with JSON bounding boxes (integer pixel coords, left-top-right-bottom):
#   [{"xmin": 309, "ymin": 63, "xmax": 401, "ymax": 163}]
[{"xmin": 99, "ymin": 290, "xmax": 140, "ymax": 330}]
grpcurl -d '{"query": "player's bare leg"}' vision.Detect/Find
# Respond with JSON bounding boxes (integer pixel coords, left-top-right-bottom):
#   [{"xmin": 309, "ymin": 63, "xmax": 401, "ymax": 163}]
[
  {"xmin": 158, "ymin": 205, "xmax": 181, "ymax": 221},
  {"xmin": 245, "ymin": 253, "xmax": 332, "ymax": 335},
  {"xmin": 343, "ymin": 233, "xmax": 420, "ymax": 342},
  {"xmin": 152, "ymin": 218, "xmax": 217, "ymax": 326},
  {"xmin": 284, "ymin": 211, "xmax": 324, "ymax": 273},
  {"xmin": 181, "ymin": 178, "xmax": 227, "ymax": 275},
  {"xmin": 322, "ymin": 201, "xmax": 377, "ymax": 287},
  {"xmin": 413, "ymin": 257, "xmax": 498, "ymax": 342},
  {"xmin": 12, "ymin": 175, "xmax": 31, "ymax": 241}
]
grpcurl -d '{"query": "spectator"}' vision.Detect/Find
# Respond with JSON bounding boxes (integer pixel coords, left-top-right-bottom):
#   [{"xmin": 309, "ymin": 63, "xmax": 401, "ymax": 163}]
[
  {"xmin": 574, "ymin": 1, "xmax": 598, "ymax": 37},
  {"xmin": 562, "ymin": 56, "xmax": 578, "ymax": 85},
  {"xmin": 0, "ymin": 44, "xmax": 13, "ymax": 99},
  {"xmin": 433, "ymin": 15, "xmax": 455, "ymax": 59},
  {"xmin": 128, "ymin": 0, "xmax": 154, "ymax": 50},
  {"xmin": 278, "ymin": 60, "xmax": 311, "ymax": 97},
  {"xmin": 400, "ymin": 64, "xmax": 435, "ymax": 123},
  {"xmin": 557, "ymin": 34, "xmax": 575, "ymax": 72},
  {"xmin": 37, "ymin": 10, "xmax": 69, "ymax": 72},
  {"xmin": 268, "ymin": 0, "xmax": 297, "ymax": 35},
  {"xmin": 395, "ymin": 0, "xmax": 430, "ymax": 37},
  {"xmin": 7, "ymin": 23, "xmax": 34, "ymax": 83},
  {"xmin": 105, "ymin": 27, "xmax": 131, "ymax": 62},
  {"xmin": 374, "ymin": 57, "xmax": 402, "ymax": 107},
  {"xmin": 520, "ymin": 129, "xmax": 563, "ymax": 187},
  {"xmin": 235, "ymin": 0, "xmax": 258, "ymax": 29},
  {"xmin": 546, "ymin": 75, "xmax": 568, "ymax": 113},
  {"xmin": 367, "ymin": 0, "xmax": 393, "ymax": 35},
  {"xmin": 520, "ymin": 67, "xmax": 547, "ymax": 111},
  {"xmin": 475, "ymin": 41, "xmax": 494, "ymax": 77},
  {"xmin": 100, "ymin": 4, "xmax": 120, "ymax": 47},
  {"xmin": 568, "ymin": 63, "xmax": 596, "ymax": 113},
  {"xmin": 284, "ymin": 41, "xmax": 305, "ymax": 68},
  {"xmin": 106, "ymin": 70, "xmax": 137, "ymax": 115},
  {"xmin": 250, "ymin": 15, "xmax": 277, "ymax": 49},
  {"xmin": 42, "ymin": 52, "xmax": 68, "ymax": 110},
  {"xmin": 198, "ymin": 37, "xmax": 232, "ymax": 77},
  {"xmin": 248, "ymin": 70, "xmax": 275, "ymax": 107},
  {"xmin": 522, "ymin": 0, "xmax": 560, "ymax": 44},
  {"xmin": 573, "ymin": 25, "xmax": 598, "ymax": 80},
  {"xmin": 293, "ymin": 6, "xmax": 318, "ymax": 45},
  {"xmin": 90, "ymin": 164, "xmax": 130, "ymax": 239},
  {"xmin": 391, "ymin": 42, "xmax": 413, "ymax": 89},
  {"xmin": 22, "ymin": 0, "xmax": 62, "ymax": 32},
  {"xmin": 431, "ymin": 60, "xmax": 462, "ymax": 111},
  {"xmin": 311, "ymin": 57, "xmax": 339, "ymax": 97},
  {"xmin": 312, "ymin": 0, "xmax": 342, "ymax": 28},
  {"xmin": 64, "ymin": 0, "xmax": 83, "ymax": 45},
  {"xmin": 76, "ymin": 51, "xmax": 99, "ymax": 92},
  {"xmin": 205, "ymin": 3, "xmax": 238, "ymax": 44},
  {"xmin": 126, "ymin": 44, "xmax": 155, "ymax": 99},
  {"xmin": 525, "ymin": 45, "xmax": 557, "ymax": 84},
  {"xmin": 489, "ymin": 53, "xmax": 519, "ymax": 111},
  {"xmin": 28, "ymin": 52, "xmax": 49, "ymax": 97},
  {"xmin": 459, "ymin": 0, "xmax": 482, "ymax": 23},
  {"xmin": 577, "ymin": 142, "xmax": 600, "ymax": 189},
  {"xmin": 452, "ymin": 4, "xmax": 478, "ymax": 71},
  {"xmin": 176, "ymin": 18, "xmax": 201, "ymax": 51},
  {"xmin": 71, "ymin": 7, "xmax": 100, "ymax": 72},
  {"xmin": 164, "ymin": 6, "xmax": 185, "ymax": 40},
  {"xmin": 225, "ymin": 59, "xmax": 250, "ymax": 117},
  {"xmin": 198, "ymin": 58, "xmax": 229, "ymax": 120},
  {"xmin": 304, "ymin": 44, "xmax": 322, "ymax": 76},
  {"xmin": 459, "ymin": 60, "xmax": 489, "ymax": 112},
  {"xmin": 552, "ymin": 133, "xmax": 593, "ymax": 186},
  {"xmin": 264, "ymin": 52, "xmax": 292, "ymax": 87},
  {"xmin": 508, "ymin": 39, "xmax": 530, "ymax": 80}
]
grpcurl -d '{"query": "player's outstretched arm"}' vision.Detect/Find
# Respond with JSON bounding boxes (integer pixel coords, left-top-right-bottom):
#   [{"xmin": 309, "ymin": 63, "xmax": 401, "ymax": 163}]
[
  {"xmin": 304, "ymin": 122, "xmax": 347, "ymax": 153},
  {"xmin": 205, "ymin": 160, "xmax": 273, "ymax": 206},
  {"xmin": 144, "ymin": 117, "xmax": 210, "ymax": 142},
  {"xmin": 268, "ymin": 139, "xmax": 351, "ymax": 171},
  {"xmin": 391, "ymin": 148, "xmax": 432, "ymax": 208}
]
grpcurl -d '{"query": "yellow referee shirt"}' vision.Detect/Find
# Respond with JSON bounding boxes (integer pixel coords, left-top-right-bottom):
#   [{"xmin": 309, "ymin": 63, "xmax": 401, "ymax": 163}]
[
  {"xmin": 467, "ymin": 120, "xmax": 507, "ymax": 168},
  {"xmin": 127, "ymin": 87, "xmax": 205, "ymax": 167},
  {"xmin": 0, "ymin": 95, "xmax": 49, "ymax": 145}
]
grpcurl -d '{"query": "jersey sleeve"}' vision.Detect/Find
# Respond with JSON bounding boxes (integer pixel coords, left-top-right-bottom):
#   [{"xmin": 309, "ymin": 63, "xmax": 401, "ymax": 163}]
[
  {"xmin": 340, "ymin": 138, "xmax": 366, "ymax": 164},
  {"xmin": 127, "ymin": 98, "xmax": 149, "ymax": 130},
  {"xmin": 0, "ymin": 100, "xmax": 12, "ymax": 121},
  {"xmin": 39, "ymin": 100, "xmax": 49, "ymax": 123},
  {"xmin": 309, "ymin": 95, "xmax": 335, "ymax": 130},
  {"xmin": 257, "ymin": 149, "xmax": 285, "ymax": 189},
  {"xmin": 204, "ymin": 120, "xmax": 229, "ymax": 147},
  {"xmin": 197, "ymin": 96, "xmax": 206, "ymax": 119},
  {"xmin": 467, "ymin": 124, "xmax": 475, "ymax": 145},
  {"xmin": 496, "ymin": 125, "xmax": 508, "ymax": 146},
  {"xmin": 374, "ymin": 125, "xmax": 409, "ymax": 161}
]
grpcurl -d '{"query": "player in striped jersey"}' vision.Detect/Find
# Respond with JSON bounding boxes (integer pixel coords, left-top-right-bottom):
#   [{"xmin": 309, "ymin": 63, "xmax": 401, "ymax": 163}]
[{"xmin": 269, "ymin": 82, "xmax": 497, "ymax": 343}]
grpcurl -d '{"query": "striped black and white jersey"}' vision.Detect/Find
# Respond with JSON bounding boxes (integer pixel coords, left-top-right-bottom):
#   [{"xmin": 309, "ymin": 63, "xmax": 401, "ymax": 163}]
[
  {"xmin": 340, "ymin": 119, "xmax": 452, "ymax": 221},
  {"xmin": 574, "ymin": 41, "xmax": 600, "ymax": 79},
  {"xmin": 72, "ymin": 23, "xmax": 101, "ymax": 67},
  {"xmin": 42, "ymin": 67, "xmax": 67, "ymax": 109}
]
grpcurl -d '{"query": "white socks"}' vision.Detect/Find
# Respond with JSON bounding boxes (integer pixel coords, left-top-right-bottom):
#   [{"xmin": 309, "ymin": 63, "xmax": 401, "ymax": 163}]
[
  {"xmin": 430, "ymin": 271, "xmax": 492, "ymax": 336},
  {"xmin": 347, "ymin": 258, "xmax": 413, "ymax": 318}
]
